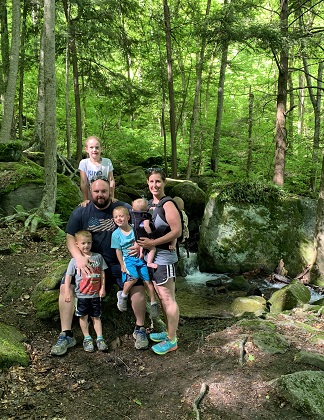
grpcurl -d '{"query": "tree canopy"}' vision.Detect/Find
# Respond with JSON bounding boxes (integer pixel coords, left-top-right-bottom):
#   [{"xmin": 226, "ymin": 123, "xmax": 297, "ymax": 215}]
[{"xmin": 0, "ymin": 0, "xmax": 324, "ymax": 196}]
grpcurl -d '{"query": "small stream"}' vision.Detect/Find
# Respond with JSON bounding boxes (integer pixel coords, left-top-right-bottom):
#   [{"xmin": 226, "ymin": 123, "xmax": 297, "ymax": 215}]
[{"xmin": 176, "ymin": 252, "xmax": 323, "ymax": 318}]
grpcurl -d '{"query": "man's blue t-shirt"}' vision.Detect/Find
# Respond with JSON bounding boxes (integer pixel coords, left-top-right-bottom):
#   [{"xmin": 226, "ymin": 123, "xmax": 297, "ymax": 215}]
[{"xmin": 65, "ymin": 201, "xmax": 131, "ymax": 265}]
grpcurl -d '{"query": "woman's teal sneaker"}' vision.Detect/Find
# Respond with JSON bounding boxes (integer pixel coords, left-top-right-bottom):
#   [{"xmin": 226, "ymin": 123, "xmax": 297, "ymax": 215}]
[
  {"xmin": 149, "ymin": 331, "xmax": 168, "ymax": 342},
  {"xmin": 152, "ymin": 338, "xmax": 178, "ymax": 355}
]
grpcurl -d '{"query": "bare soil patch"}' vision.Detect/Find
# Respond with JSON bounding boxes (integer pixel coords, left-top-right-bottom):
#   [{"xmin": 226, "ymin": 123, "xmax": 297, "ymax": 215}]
[{"xmin": 0, "ymin": 226, "xmax": 322, "ymax": 419}]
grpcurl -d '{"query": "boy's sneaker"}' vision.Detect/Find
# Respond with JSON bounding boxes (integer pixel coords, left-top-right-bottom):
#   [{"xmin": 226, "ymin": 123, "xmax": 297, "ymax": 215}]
[
  {"xmin": 83, "ymin": 337, "xmax": 94, "ymax": 352},
  {"xmin": 51, "ymin": 332, "xmax": 76, "ymax": 356},
  {"xmin": 149, "ymin": 330, "xmax": 168, "ymax": 342},
  {"xmin": 96, "ymin": 338, "xmax": 108, "ymax": 352},
  {"xmin": 152, "ymin": 337, "xmax": 178, "ymax": 355},
  {"xmin": 117, "ymin": 291, "xmax": 128, "ymax": 312},
  {"xmin": 133, "ymin": 327, "xmax": 149, "ymax": 350},
  {"xmin": 150, "ymin": 302, "xmax": 159, "ymax": 319}
]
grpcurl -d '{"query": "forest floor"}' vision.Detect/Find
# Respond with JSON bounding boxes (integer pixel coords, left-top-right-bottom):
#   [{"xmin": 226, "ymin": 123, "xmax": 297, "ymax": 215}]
[{"xmin": 0, "ymin": 225, "xmax": 322, "ymax": 420}]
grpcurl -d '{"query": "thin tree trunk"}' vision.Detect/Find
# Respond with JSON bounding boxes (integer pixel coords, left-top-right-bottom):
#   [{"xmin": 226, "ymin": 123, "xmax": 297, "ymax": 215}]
[
  {"xmin": 40, "ymin": 0, "xmax": 57, "ymax": 215},
  {"xmin": 297, "ymin": 72, "xmax": 305, "ymax": 135},
  {"xmin": 0, "ymin": 0, "xmax": 21, "ymax": 143},
  {"xmin": 273, "ymin": 0, "xmax": 289, "ymax": 186},
  {"xmin": 0, "ymin": 0, "xmax": 9, "ymax": 105},
  {"xmin": 311, "ymin": 154, "xmax": 324, "ymax": 282},
  {"xmin": 186, "ymin": 0, "xmax": 211, "ymax": 179},
  {"xmin": 62, "ymin": 0, "xmax": 82, "ymax": 161},
  {"xmin": 32, "ymin": 24, "xmax": 45, "ymax": 152},
  {"xmin": 18, "ymin": 0, "xmax": 28, "ymax": 140},
  {"xmin": 211, "ymin": 39, "xmax": 229, "ymax": 173},
  {"xmin": 287, "ymin": 63, "xmax": 294, "ymax": 152},
  {"xmin": 246, "ymin": 87, "xmax": 254, "ymax": 177},
  {"xmin": 64, "ymin": 1, "xmax": 71, "ymax": 159},
  {"xmin": 163, "ymin": 0, "xmax": 177, "ymax": 178},
  {"xmin": 302, "ymin": 54, "xmax": 323, "ymax": 192}
]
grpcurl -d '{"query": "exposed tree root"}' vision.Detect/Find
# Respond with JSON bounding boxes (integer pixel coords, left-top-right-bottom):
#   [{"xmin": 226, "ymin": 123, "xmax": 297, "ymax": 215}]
[
  {"xmin": 239, "ymin": 334, "xmax": 247, "ymax": 366},
  {"xmin": 192, "ymin": 382, "xmax": 209, "ymax": 420}
]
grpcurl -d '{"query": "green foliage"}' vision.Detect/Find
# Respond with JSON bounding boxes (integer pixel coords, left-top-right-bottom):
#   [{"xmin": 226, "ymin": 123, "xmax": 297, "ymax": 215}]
[
  {"xmin": 8, "ymin": 205, "xmax": 65, "ymax": 244},
  {"xmin": 218, "ymin": 180, "xmax": 287, "ymax": 204}
]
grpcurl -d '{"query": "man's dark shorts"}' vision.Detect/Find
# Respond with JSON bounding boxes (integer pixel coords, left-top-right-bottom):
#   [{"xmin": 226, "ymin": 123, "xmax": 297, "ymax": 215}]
[{"xmin": 61, "ymin": 263, "xmax": 144, "ymax": 290}]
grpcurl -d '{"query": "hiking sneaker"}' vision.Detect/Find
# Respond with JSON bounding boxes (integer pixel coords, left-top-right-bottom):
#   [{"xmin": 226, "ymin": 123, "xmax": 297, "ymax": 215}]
[
  {"xmin": 83, "ymin": 337, "xmax": 94, "ymax": 352},
  {"xmin": 133, "ymin": 327, "xmax": 149, "ymax": 350},
  {"xmin": 96, "ymin": 338, "xmax": 108, "ymax": 352},
  {"xmin": 150, "ymin": 302, "xmax": 159, "ymax": 319},
  {"xmin": 117, "ymin": 291, "xmax": 128, "ymax": 312},
  {"xmin": 51, "ymin": 332, "xmax": 76, "ymax": 356},
  {"xmin": 152, "ymin": 338, "xmax": 178, "ymax": 355},
  {"xmin": 149, "ymin": 330, "xmax": 168, "ymax": 342}
]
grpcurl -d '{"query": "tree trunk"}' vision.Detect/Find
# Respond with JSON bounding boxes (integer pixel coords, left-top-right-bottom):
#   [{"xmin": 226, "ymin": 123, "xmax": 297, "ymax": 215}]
[
  {"xmin": 18, "ymin": 0, "xmax": 28, "ymax": 140},
  {"xmin": 0, "ymin": 0, "xmax": 21, "ymax": 143},
  {"xmin": 64, "ymin": 1, "xmax": 71, "ymax": 159},
  {"xmin": 31, "ymin": 24, "xmax": 45, "ymax": 152},
  {"xmin": 0, "ymin": 0, "xmax": 9, "ymax": 104},
  {"xmin": 311, "ymin": 154, "xmax": 324, "ymax": 282},
  {"xmin": 62, "ymin": 0, "xmax": 82, "ymax": 162},
  {"xmin": 287, "ymin": 61, "xmax": 294, "ymax": 152},
  {"xmin": 186, "ymin": 0, "xmax": 211, "ymax": 179},
  {"xmin": 297, "ymin": 72, "xmax": 305, "ymax": 135},
  {"xmin": 273, "ymin": 0, "xmax": 289, "ymax": 186},
  {"xmin": 302, "ymin": 55, "xmax": 323, "ymax": 192},
  {"xmin": 246, "ymin": 87, "xmax": 254, "ymax": 177},
  {"xmin": 163, "ymin": 0, "xmax": 177, "ymax": 178},
  {"xmin": 39, "ymin": 0, "xmax": 57, "ymax": 215},
  {"xmin": 211, "ymin": 39, "xmax": 229, "ymax": 173}
]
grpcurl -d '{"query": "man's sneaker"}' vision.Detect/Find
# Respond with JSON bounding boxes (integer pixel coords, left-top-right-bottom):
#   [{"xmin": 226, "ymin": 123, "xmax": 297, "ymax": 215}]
[
  {"xmin": 117, "ymin": 291, "xmax": 128, "ymax": 312},
  {"xmin": 51, "ymin": 332, "xmax": 76, "ymax": 356},
  {"xmin": 133, "ymin": 327, "xmax": 149, "ymax": 350},
  {"xmin": 96, "ymin": 338, "xmax": 108, "ymax": 351},
  {"xmin": 83, "ymin": 337, "xmax": 94, "ymax": 352},
  {"xmin": 152, "ymin": 337, "xmax": 178, "ymax": 355},
  {"xmin": 149, "ymin": 330, "xmax": 168, "ymax": 342},
  {"xmin": 150, "ymin": 302, "xmax": 159, "ymax": 319}
]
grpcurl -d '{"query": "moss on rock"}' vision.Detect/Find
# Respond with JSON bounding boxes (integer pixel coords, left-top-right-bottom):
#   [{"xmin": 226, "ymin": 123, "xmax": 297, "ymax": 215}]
[
  {"xmin": 0, "ymin": 323, "xmax": 29, "ymax": 368},
  {"xmin": 269, "ymin": 279, "xmax": 311, "ymax": 314},
  {"xmin": 276, "ymin": 371, "xmax": 324, "ymax": 418},
  {"xmin": 252, "ymin": 331, "xmax": 289, "ymax": 354}
]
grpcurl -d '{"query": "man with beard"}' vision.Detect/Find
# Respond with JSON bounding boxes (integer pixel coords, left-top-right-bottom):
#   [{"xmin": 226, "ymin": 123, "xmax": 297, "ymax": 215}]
[{"xmin": 51, "ymin": 177, "xmax": 149, "ymax": 356}]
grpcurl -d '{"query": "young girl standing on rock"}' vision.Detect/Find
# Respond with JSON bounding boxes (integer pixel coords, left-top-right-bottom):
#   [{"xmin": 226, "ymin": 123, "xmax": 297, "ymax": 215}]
[{"xmin": 78, "ymin": 136, "xmax": 115, "ymax": 206}]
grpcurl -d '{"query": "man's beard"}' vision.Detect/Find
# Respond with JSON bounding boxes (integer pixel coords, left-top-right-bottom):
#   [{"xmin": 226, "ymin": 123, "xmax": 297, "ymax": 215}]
[{"xmin": 93, "ymin": 197, "xmax": 110, "ymax": 209}]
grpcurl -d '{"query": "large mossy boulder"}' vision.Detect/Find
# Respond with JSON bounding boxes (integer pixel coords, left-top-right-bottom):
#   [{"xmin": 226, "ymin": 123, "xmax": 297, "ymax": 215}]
[
  {"xmin": 268, "ymin": 279, "xmax": 311, "ymax": 314},
  {"xmin": 252, "ymin": 331, "xmax": 289, "ymax": 354},
  {"xmin": 198, "ymin": 182, "xmax": 316, "ymax": 276},
  {"xmin": 295, "ymin": 351, "xmax": 324, "ymax": 370},
  {"xmin": 0, "ymin": 160, "xmax": 82, "ymax": 222},
  {"xmin": 230, "ymin": 295, "xmax": 267, "ymax": 317},
  {"xmin": 276, "ymin": 371, "xmax": 324, "ymax": 418},
  {"xmin": 31, "ymin": 261, "xmax": 68, "ymax": 319},
  {"xmin": 0, "ymin": 323, "xmax": 29, "ymax": 368},
  {"xmin": 0, "ymin": 141, "xmax": 23, "ymax": 162},
  {"xmin": 167, "ymin": 180, "xmax": 206, "ymax": 220},
  {"xmin": 119, "ymin": 166, "xmax": 147, "ymax": 189}
]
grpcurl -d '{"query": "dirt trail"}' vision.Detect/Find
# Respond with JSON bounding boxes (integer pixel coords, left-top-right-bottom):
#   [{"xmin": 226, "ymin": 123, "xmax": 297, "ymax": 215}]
[{"xmin": 0, "ymin": 229, "xmax": 319, "ymax": 419}]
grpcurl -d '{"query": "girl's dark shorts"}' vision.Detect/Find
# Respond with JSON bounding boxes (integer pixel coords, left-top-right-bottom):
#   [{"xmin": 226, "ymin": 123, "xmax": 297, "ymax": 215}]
[{"xmin": 148, "ymin": 264, "xmax": 176, "ymax": 286}]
